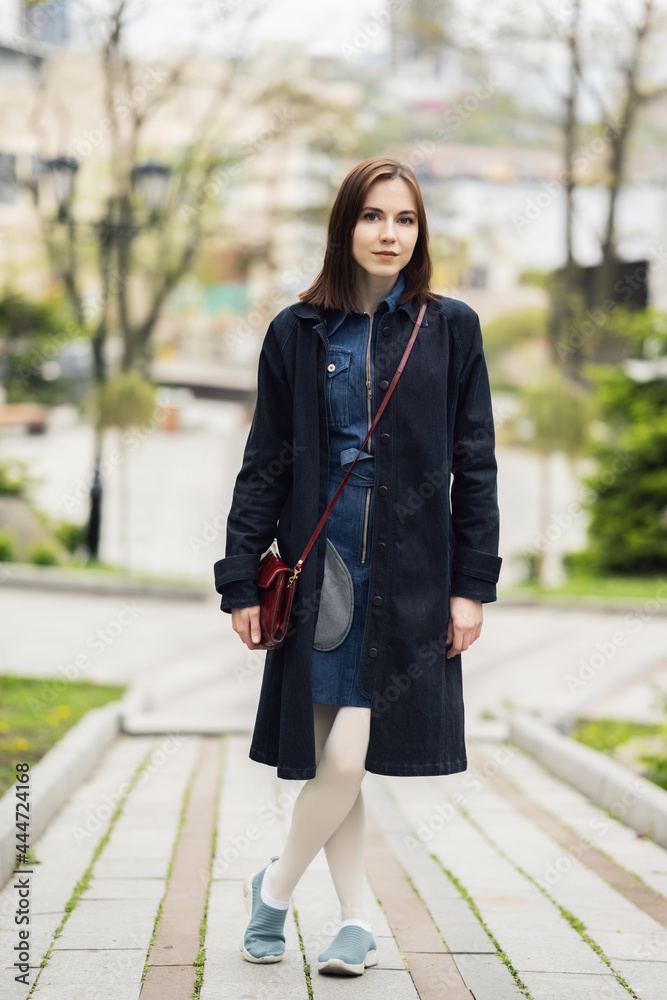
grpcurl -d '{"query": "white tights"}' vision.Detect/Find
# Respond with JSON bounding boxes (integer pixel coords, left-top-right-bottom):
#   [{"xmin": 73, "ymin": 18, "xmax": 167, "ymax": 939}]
[{"xmin": 265, "ymin": 703, "xmax": 371, "ymax": 922}]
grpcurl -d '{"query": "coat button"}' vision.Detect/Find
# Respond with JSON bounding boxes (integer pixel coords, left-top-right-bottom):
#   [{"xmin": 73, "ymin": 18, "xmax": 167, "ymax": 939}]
[
  {"xmin": 376, "ymin": 541, "xmax": 386, "ymax": 552},
  {"xmin": 368, "ymin": 647, "xmax": 378, "ymax": 658},
  {"xmin": 380, "ymin": 432, "xmax": 390, "ymax": 444},
  {"xmin": 378, "ymin": 485, "xmax": 388, "ymax": 496},
  {"xmin": 327, "ymin": 362, "xmax": 336, "ymax": 372},
  {"xmin": 382, "ymin": 326, "xmax": 391, "ymax": 337},
  {"xmin": 379, "ymin": 379, "xmax": 389, "ymax": 390},
  {"xmin": 372, "ymin": 595, "xmax": 383, "ymax": 606}
]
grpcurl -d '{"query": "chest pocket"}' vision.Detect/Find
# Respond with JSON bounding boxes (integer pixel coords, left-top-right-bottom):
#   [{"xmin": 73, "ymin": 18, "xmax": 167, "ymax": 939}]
[{"xmin": 325, "ymin": 348, "xmax": 352, "ymax": 428}]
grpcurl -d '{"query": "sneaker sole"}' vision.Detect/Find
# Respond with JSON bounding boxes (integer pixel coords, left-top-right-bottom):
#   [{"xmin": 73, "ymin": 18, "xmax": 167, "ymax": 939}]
[
  {"xmin": 239, "ymin": 870, "xmax": 284, "ymax": 964},
  {"xmin": 318, "ymin": 949, "xmax": 378, "ymax": 975}
]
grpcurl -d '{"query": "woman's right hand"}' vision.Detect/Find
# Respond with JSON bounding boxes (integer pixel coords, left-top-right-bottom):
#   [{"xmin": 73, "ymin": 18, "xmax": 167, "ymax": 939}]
[{"xmin": 231, "ymin": 605, "xmax": 268, "ymax": 650}]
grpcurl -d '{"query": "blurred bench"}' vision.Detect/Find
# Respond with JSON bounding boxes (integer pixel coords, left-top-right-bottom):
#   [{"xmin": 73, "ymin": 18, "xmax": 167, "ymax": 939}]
[{"xmin": 0, "ymin": 403, "xmax": 49, "ymax": 434}]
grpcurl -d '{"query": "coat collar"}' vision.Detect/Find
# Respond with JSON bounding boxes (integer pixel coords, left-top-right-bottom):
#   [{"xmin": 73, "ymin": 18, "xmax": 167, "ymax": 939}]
[{"xmin": 288, "ymin": 285, "xmax": 430, "ymax": 329}]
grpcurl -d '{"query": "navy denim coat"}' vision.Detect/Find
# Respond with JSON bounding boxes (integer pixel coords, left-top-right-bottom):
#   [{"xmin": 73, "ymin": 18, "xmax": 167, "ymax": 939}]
[{"xmin": 214, "ymin": 290, "xmax": 502, "ymax": 780}]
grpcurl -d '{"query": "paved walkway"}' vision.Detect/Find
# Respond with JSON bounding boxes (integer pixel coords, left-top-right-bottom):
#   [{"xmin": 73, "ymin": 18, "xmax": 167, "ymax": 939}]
[
  {"xmin": 1, "ymin": 590, "xmax": 667, "ymax": 999},
  {"xmin": 2, "ymin": 727, "xmax": 667, "ymax": 999}
]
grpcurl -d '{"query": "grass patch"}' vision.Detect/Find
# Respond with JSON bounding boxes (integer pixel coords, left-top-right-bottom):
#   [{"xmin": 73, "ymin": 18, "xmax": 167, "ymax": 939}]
[
  {"xmin": 572, "ymin": 717, "xmax": 667, "ymax": 792},
  {"xmin": 571, "ymin": 718, "xmax": 662, "ymax": 754},
  {"xmin": 501, "ymin": 573, "xmax": 667, "ymax": 601},
  {"xmin": 0, "ymin": 674, "xmax": 126, "ymax": 798}
]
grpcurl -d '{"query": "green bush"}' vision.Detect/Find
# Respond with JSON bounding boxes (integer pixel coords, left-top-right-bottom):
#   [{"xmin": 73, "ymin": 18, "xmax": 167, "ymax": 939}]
[
  {"xmin": 571, "ymin": 371, "xmax": 667, "ymax": 574},
  {"xmin": 0, "ymin": 457, "xmax": 33, "ymax": 496},
  {"xmin": 28, "ymin": 542, "xmax": 59, "ymax": 566},
  {"xmin": 0, "ymin": 532, "xmax": 14, "ymax": 561},
  {"xmin": 564, "ymin": 310, "xmax": 667, "ymax": 576},
  {"xmin": 561, "ymin": 550, "xmax": 603, "ymax": 577},
  {"xmin": 0, "ymin": 288, "xmax": 86, "ymax": 405},
  {"xmin": 54, "ymin": 520, "xmax": 87, "ymax": 554}
]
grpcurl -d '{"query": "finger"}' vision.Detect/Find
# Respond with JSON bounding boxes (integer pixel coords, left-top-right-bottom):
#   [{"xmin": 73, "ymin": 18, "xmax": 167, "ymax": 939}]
[
  {"xmin": 447, "ymin": 625, "xmax": 472, "ymax": 658},
  {"xmin": 249, "ymin": 608, "xmax": 262, "ymax": 646},
  {"xmin": 238, "ymin": 611, "xmax": 254, "ymax": 649},
  {"xmin": 446, "ymin": 625, "xmax": 464, "ymax": 658}
]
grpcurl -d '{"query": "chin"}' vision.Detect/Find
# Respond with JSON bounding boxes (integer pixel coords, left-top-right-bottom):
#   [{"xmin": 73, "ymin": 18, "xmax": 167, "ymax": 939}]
[{"xmin": 369, "ymin": 258, "xmax": 400, "ymax": 272}]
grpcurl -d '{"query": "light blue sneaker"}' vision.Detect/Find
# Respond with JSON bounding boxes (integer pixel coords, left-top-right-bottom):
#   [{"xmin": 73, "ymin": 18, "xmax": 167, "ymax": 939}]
[
  {"xmin": 240, "ymin": 857, "xmax": 289, "ymax": 963},
  {"xmin": 317, "ymin": 924, "xmax": 378, "ymax": 975}
]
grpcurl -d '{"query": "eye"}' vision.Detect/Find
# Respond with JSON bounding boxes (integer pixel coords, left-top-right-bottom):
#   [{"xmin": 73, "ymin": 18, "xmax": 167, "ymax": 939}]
[
  {"xmin": 398, "ymin": 217, "xmax": 415, "ymax": 225},
  {"xmin": 363, "ymin": 211, "xmax": 379, "ymax": 221}
]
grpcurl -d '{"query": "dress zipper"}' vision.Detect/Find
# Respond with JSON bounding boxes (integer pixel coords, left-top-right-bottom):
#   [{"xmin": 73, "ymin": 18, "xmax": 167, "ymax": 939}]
[{"xmin": 361, "ymin": 312, "xmax": 373, "ymax": 564}]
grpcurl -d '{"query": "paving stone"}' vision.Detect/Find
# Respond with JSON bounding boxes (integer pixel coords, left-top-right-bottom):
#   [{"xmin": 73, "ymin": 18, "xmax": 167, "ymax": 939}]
[
  {"xmin": 611, "ymin": 959, "xmax": 667, "ymax": 1000},
  {"xmin": 0, "ymin": 911, "xmax": 62, "ymax": 980},
  {"xmin": 519, "ymin": 970, "xmax": 632, "ymax": 999},
  {"xmin": 312, "ymin": 967, "xmax": 421, "ymax": 999},
  {"xmin": 454, "ymin": 953, "xmax": 525, "ymax": 998},
  {"xmin": 134, "ymin": 963, "xmax": 196, "ymax": 1000},
  {"xmin": 92, "ymin": 858, "xmax": 171, "ymax": 879},
  {"xmin": 1, "ymin": 973, "xmax": 32, "ymax": 1000},
  {"xmin": 8, "ymin": 878, "xmax": 79, "ymax": 916},
  {"xmin": 424, "ymin": 898, "xmax": 497, "ymax": 954},
  {"xmin": 588, "ymin": 929, "xmax": 667, "ymax": 962},
  {"xmin": 28, "ymin": 947, "xmax": 146, "ymax": 984},
  {"xmin": 79, "ymin": 877, "xmax": 166, "ymax": 901},
  {"xmin": 32, "ymin": 985, "xmax": 142, "ymax": 1000},
  {"xmin": 51, "ymin": 899, "xmax": 157, "ymax": 950},
  {"xmin": 100, "ymin": 840, "xmax": 176, "ymax": 860}
]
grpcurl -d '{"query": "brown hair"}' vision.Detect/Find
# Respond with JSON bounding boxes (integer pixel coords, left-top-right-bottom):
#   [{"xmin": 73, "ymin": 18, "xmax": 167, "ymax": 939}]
[{"xmin": 298, "ymin": 156, "xmax": 441, "ymax": 312}]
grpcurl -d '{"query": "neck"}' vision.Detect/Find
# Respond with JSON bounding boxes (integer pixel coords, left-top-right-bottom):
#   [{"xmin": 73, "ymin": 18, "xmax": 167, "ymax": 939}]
[{"xmin": 352, "ymin": 267, "xmax": 397, "ymax": 316}]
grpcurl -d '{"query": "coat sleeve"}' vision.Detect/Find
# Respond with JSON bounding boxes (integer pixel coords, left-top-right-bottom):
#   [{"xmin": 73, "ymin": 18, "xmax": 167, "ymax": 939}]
[
  {"xmin": 449, "ymin": 308, "xmax": 502, "ymax": 603},
  {"xmin": 213, "ymin": 319, "xmax": 294, "ymax": 613}
]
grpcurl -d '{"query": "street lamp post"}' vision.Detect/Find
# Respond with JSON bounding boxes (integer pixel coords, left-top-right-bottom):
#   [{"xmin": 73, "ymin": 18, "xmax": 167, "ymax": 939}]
[{"xmin": 43, "ymin": 155, "xmax": 171, "ymax": 563}]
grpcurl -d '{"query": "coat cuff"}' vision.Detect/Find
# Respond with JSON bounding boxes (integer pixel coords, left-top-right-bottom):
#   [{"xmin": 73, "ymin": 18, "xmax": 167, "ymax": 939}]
[
  {"xmin": 450, "ymin": 571, "xmax": 497, "ymax": 604},
  {"xmin": 219, "ymin": 579, "xmax": 261, "ymax": 614},
  {"xmin": 213, "ymin": 553, "xmax": 260, "ymax": 593},
  {"xmin": 452, "ymin": 544, "xmax": 502, "ymax": 583}
]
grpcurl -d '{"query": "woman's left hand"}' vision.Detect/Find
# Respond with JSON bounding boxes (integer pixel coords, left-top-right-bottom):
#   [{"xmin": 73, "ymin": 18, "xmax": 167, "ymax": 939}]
[{"xmin": 446, "ymin": 596, "xmax": 483, "ymax": 658}]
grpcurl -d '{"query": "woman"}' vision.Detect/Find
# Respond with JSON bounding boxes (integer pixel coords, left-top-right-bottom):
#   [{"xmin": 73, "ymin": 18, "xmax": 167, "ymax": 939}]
[{"xmin": 214, "ymin": 156, "xmax": 502, "ymax": 976}]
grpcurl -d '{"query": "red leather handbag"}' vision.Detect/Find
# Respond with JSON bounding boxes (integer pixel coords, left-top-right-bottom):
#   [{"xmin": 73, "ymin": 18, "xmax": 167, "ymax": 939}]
[{"xmin": 256, "ymin": 303, "xmax": 427, "ymax": 649}]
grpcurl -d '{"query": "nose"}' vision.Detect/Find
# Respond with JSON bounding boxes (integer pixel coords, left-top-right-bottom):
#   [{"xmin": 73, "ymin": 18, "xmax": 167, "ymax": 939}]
[{"xmin": 380, "ymin": 218, "xmax": 397, "ymax": 242}]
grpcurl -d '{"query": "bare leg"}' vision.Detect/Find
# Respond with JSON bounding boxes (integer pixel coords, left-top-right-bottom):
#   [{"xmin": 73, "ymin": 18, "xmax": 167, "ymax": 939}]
[{"xmin": 265, "ymin": 704, "xmax": 371, "ymax": 903}]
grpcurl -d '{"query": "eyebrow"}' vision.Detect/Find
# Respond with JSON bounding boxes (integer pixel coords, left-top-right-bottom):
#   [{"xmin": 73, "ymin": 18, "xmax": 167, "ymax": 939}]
[{"xmin": 362, "ymin": 206, "xmax": 417, "ymax": 216}]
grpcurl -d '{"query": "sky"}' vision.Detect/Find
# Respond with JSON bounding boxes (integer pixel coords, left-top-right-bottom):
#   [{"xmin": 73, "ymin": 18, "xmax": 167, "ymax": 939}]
[
  {"xmin": 143, "ymin": 0, "xmax": 390, "ymax": 60},
  {"xmin": 66, "ymin": 0, "xmax": 392, "ymax": 61}
]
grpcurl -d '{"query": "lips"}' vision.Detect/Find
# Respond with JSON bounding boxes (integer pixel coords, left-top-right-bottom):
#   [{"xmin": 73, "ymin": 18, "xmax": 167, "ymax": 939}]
[{"xmin": 373, "ymin": 251, "xmax": 398, "ymax": 257}]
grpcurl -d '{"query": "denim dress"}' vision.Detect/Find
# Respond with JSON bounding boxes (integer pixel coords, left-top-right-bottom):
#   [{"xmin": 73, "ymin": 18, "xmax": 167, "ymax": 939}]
[{"xmin": 310, "ymin": 272, "xmax": 406, "ymax": 708}]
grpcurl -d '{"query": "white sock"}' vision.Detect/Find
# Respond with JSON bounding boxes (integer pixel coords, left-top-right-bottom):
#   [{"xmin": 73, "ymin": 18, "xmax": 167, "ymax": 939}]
[
  {"xmin": 260, "ymin": 860, "xmax": 290, "ymax": 909},
  {"xmin": 341, "ymin": 917, "xmax": 372, "ymax": 932}
]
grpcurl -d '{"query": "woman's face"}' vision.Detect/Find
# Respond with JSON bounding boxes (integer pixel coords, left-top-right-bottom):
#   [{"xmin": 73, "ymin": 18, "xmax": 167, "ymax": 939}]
[{"xmin": 351, "ymin": 176, "xmax": 419, "ymax": 281}]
